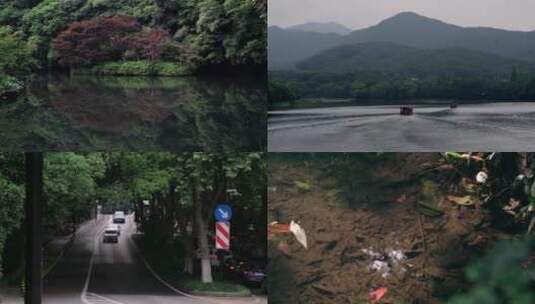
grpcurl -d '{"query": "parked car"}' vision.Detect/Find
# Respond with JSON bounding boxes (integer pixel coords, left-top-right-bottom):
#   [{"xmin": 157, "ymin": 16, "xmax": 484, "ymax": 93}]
[
  {"xmin": 221, "ymin": 254, "xmax": 266, "ymax": 287},
  {"xmin": 241, "ymin": 262, "xmax": 266, "ymax": 286},
  {"xmin": 113, "ymin": 211, "xmax": 125, "ymax": 223},
  {"xmin": 103, "ymin": 225, "xmax": 120, "ymax": 243}
]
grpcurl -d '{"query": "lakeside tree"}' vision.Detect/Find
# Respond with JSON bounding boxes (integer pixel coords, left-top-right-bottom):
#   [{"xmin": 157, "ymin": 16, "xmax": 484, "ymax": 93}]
[
  {"xmin": 127, "ymin": 27, "xmax": 169, "ymax": 61},
  {"xmin": 52, "ymin": 16, "xmax": 141, "ymax": 66},
  {"xmin": 0, "ymin": 0, "xmax": 267, "ymax": 74},
  {"xmin": 271, "ymin": 71, "xmax": 535, "ymax": 103},
  {"xmin": 268, "ymin": 78, "xmax": 298, "ymax": 107}
]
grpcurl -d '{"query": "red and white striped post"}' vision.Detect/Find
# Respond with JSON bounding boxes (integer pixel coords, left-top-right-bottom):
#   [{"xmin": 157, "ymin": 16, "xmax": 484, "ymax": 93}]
[{"xmin": 215, "ymin": 221, "xmax": 230, "ymax": 251}]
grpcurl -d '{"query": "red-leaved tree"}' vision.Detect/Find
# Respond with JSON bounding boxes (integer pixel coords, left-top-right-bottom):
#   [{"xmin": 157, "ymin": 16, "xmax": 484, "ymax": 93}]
[
  {"xmin": 127, "ymin": 28, "xmax": 170, "ymax": 61},
  {"xmin": 53, "ymin": 15, "xmax": 141, "ymax": 66}
]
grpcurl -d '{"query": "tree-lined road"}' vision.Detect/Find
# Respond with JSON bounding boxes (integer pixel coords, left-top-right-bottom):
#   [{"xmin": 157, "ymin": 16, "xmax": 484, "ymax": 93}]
[{"xmin": 43, "ymin": 215, "xmax": 264, "ymax": 304}]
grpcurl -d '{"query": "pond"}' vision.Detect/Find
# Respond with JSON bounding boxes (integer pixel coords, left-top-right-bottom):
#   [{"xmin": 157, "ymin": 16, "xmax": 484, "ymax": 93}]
[{"xmin": 0, "ymin": 73, "xmax": 266, "ymax": 151}]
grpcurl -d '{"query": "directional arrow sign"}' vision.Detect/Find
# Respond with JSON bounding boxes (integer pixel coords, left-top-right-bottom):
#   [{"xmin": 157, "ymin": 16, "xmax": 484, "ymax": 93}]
[{"xmin": 214, "ymin": 204, "xmax": 232, "ymax": 221}]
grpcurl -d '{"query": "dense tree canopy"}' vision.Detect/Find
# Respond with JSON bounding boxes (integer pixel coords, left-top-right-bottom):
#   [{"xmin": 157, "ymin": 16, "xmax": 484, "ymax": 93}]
[
  {"xmin": 0, "ymin": 153, "xmax": 25, "ymax": 279},
  {"xmin": 270, "ymin": 69, "xmax": 535, "ymax": 105},
  {"xmin": 98, "ymin": 152, "xmax": 266, "ymax": 283},
  {"xmin": 43, "ymin": 153, "xmax": 106, "ymax": 234},
  {"xmin": 0, "ymin": 152, "xmax": 266, "ymax": 284},
  {"xmin": 0, "ymin": 0, "xmax": 266, "ymax": 74},
  {"xmin": 0, "ymin": 26, "xmax": 35, "ymax": 93},
  {"xmin": 268, "ymin": 78, "xmax": 298, "ymax": 107}
]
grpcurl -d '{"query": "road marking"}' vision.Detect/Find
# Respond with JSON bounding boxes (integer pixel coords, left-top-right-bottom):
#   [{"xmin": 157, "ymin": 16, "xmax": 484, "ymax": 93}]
[
  {"xmin": 84, "ymin": 293, "xmax": 125, "ymax": 304},
  {"xmin": 81, "ymin": 215, "xmax": 262, "ymax": 304},
  {"xmin": 81, "ymin": 216, "xmax": 126, "ymax": 304}
]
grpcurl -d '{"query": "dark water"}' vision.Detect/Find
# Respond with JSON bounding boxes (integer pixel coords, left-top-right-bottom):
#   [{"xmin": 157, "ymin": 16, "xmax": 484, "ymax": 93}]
[{"xmin": 0, "ymin": 73, "xmax": 266, "ymax": 151}]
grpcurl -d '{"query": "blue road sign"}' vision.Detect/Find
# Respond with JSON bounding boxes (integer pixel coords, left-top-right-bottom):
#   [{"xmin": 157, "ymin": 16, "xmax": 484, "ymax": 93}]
[{"xmin": 214, "ymin": 204, "xmax": 232, "ymax": 221}]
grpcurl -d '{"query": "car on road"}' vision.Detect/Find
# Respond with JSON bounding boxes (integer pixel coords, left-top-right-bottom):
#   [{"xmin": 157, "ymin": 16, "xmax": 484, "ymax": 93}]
[
  {"xmin": 113, "ymin": 211, "xmax": 126, "ymax": 224},
  {"xmin": 221, "ymin": 254, "xmax": 266, "ymax": 288},
  {"xmin": 103, "ymin": 225, "xmax": 120, "ymax": 243}
]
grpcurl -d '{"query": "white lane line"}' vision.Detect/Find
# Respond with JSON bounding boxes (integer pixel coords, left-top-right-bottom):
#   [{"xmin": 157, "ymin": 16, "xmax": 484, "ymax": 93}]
[
  {"xmin": 85, "ymin": 293, "xmax": 125, "ymax": 304},
  {"xmin": 81, "ymin": 216, "xmax": 127, "ymax": 304}
]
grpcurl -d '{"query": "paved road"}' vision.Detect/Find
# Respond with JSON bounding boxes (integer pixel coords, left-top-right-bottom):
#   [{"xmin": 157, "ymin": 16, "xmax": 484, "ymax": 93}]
[
  {"xmin": 43, "ymin": 215, "xmax": 264, "ymax": 304},
  {"xmin": 268, "ymin": 102, "xmax": 535, "ymax": 151}
]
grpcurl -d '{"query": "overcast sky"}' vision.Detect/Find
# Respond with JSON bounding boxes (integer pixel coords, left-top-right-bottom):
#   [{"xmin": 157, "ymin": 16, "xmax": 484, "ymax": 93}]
[{"xmin": 268, "ymin": 0, "xmax": 535, "ymax": 31}]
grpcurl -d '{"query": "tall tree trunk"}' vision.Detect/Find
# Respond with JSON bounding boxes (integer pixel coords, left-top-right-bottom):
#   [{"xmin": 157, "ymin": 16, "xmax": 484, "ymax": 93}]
[
  {"xmin": 177, "ymin": 189, "xmax": 194, "ymax": 275},
  {"xmin": 183, "ymin": 233, "xmax": 194, "ymax": 275},
  {"xmin": 193, "ymin": 185, "xmax": 212, "ymax": 283}
]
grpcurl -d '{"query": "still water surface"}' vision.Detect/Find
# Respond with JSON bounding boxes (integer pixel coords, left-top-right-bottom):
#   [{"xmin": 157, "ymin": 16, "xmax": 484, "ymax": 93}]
[{"xmin": 0, "ymin": 74, "xmax": 266, "ymax": 151}]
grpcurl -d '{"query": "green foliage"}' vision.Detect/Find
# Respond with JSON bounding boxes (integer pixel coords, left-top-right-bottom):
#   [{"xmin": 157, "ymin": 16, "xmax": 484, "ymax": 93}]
[
  {"xmin": 449, "ymin": 237, "xmax": 535, "ymax": 304},
  {"xmin": 90, "ymin": 61, "xmax": 191, "ymax": 76},
  {"xmin": 1, "ymin": 0, "xmax": 266, "ymax": 71},
  {"xmin": 43, "ymin": 153, "xmax": 106, "ymax": 232},
  {"xmin": 0, "ymin": 74, "xmax": 23, "ymax": 94},
  {"xmin": 0, "ymin": 26, "xmax": 35, "ymax": 74},
  {"xmin": 0, "ymin": 153, "xmax": 25, "ymax": 274},
  {"xmin": 0, "ymin": 26, "xmax": 35, "ymax": 95},
  {"xmin": 272, "ymin": 70, "xmax": 535, "ymax": 102},
  {"xmin": 21, "ymin": 0, "xmax": 79, "ymax": 38},
  {"xmin": 0, "ymin": 2, "xmax": 29, "ymax": 27},
  {"xmin": 91, "ymin": 61, "xmax": 154, "ymax": 76},
  {"xmin": 167, "ymin": 0, "xmax": 266, "ymax": 68},
  {"xmin": 180, "ymin": 277, "xmax": 249, "ymax": 294},
  {"xmin": 77, "ymin": 0, "xmax": 160, "ymax": 24},
  {"xmin": 268, "ymin": 78, "xmax": 298, "ymax": 107}
]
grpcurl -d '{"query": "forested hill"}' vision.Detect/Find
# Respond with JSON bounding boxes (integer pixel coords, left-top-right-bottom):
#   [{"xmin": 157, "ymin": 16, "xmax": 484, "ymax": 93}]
[
  {"xmin": 267, "ymin": 26, "xmax": 341, "ymax": 70},
  {"xmin": 0, "ymin": 0, "xmax": 266, "ymax": 72},
  {"xmin": 296, "ymin": 42, "xmax": 535, "ymax": 77},
  {"xmin": 269, "ymin": 11, "xmax": 535, "ymax": 70}
]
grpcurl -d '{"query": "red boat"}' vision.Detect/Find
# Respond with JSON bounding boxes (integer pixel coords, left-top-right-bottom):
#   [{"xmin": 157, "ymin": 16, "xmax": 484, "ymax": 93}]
[{"xmin": 400, "ymin": 106, "xmax": 413, "ymax": 115}]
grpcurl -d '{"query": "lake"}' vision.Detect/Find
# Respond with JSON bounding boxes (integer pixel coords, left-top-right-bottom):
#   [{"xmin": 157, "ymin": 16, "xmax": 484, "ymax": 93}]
[
  {"xmin": 0, "ymin": 73, "xmax": 266, "ymax": 151},
  {"xmin": 268, "ymin": 102, "xmax": 535, "ymax": 151}
]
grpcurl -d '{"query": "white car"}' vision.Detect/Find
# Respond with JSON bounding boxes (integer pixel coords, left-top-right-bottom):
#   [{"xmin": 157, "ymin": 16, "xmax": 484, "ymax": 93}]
[
  {"xmin": 113, "ymin": 211, "xmax": 125, "ymax": 224},
  {"xmin": 103, "ymin": 225, "xmax": 120, "ymax": 243}
]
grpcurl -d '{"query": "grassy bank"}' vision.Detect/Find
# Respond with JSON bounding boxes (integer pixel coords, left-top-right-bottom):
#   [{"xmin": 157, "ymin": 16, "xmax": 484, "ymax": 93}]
[
  {"xmin": 0, "ymin": 74, "xmax": 23, "ymax": 99},
  {"xmin": 133, "ymin": 234, "xmax": 250, "ymax": 296},
  {"xmin": 75, "ymin": 61, "xmax": 192, "ymax": 77},
  {"xmin": 270, "ymin": 98, "xmax": 354, "ymax": 110}
]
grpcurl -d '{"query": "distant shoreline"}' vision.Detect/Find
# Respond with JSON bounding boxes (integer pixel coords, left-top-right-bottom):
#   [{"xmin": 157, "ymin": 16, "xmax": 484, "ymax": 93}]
[{"xmin": 270, "ymin": 99, "xmax": 535, "ymax": 111}]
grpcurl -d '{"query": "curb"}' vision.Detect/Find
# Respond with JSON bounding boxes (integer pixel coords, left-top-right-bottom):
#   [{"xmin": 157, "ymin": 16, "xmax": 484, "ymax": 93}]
[
  {"xmin": 184, "ymin": 289, "xmax": 252, "ymax": 297},
  {"xmin": 130, "ymin": 231, "xmax": 252, "ymax": 304}
]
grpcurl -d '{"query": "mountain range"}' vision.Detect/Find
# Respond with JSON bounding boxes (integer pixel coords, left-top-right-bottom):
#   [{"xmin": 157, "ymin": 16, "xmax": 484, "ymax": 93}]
[
  {"xmin": 296, "ymin": 42, "xmax": 535, "ymax": 77},
  {"xmin": 268, "ymin": 12, "xmax": 535, "ymax": 72},
  {"xmin": 287, "ymin": 22, "xmax": 352, "ymax": 35}
]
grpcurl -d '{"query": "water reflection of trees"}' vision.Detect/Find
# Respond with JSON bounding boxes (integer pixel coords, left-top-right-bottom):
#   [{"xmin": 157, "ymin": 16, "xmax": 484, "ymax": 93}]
[{"xmin": 0, "ymin": 74, "xmax": 266, "ymax": 151}]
